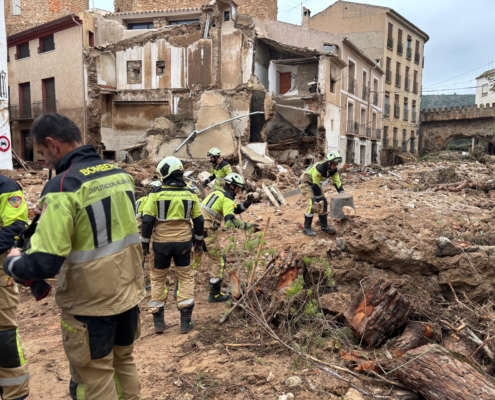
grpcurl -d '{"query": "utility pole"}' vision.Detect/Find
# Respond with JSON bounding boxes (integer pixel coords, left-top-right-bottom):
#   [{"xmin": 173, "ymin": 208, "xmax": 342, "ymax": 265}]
[{"xmin": 0, "ymin": 0, "xmax": 13, "ymax": 170}]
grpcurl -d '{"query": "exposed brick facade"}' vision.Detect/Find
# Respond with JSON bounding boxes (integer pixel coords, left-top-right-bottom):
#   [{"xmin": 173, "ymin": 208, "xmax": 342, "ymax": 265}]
[
  {"xmin": 113, "ymin": 0, "xmax": 277, "ymax": 21},
  {"xmin": 5, "ymin": 0, "xmax": 89, "ymax": 36}
]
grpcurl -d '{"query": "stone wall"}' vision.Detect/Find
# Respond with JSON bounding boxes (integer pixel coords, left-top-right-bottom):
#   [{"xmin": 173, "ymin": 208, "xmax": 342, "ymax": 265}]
[
  {"xmin": 113, "ymin": 0, "xmax": 277, "ymax": 21},
  {"xmin": 5, "ymin": 0, "xmax": 89, "ymax": 36}
]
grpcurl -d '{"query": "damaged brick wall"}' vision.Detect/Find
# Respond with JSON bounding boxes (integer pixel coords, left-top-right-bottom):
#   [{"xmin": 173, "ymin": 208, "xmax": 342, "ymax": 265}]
[
  {"xmin": 113, "ymin": 0, "xmax": 277, "ymax": 21},
  {"xmin": 5, "ymin": 0, "xmax": 89, "ymax": 36}
]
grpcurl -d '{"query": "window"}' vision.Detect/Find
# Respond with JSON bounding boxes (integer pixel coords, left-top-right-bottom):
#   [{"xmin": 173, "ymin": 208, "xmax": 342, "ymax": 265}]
[
  {"xmin": 224, "ymin": 11, "xmax": 230, "ymax": 21},
  {"xmin": 348, "ymin": 61, "xmax": 356, "ymax": 94},
  {"xmin": 168, "ymin": 19, "xmax": 200, "ymax": 25},
  {"xmin": 89, "ymin": 31, "xmax": 95, "ymax": 47},
  {"xmin": 19, "ymin": 82, "xmax": 31, "ymax": 119},
  {"xmin": 385, "ymin": 57, "xmax": 392, "ymax": 83},
  {"xmin": 323, "ymin": 44, "xmax": 337, "ymax": 53},
  {"xmin": 394, "ymin": 94, "xmax": 400, "ymax": 118},
  {"xmin": 384, "ymin": 92, "xmax": 390, "ymax": 116},
  {"xmin": 11, "ymin": 0, "xmax": 21, "ymax": 15},
  {"xmin": 156, "ymin": 61, "xmax": 165, "ymax": 76},
  {"xmin": 395, "ymin": 62, "xmax": 401, "ymax": 87},
  {"xmin": 383, "ymin": 125, "xmax": 389, "ymax": 148},
  {"xmin": 403, "ymin": 97, "xmax": 408, "ymax": 121},
  {"xmin": 127, "ymin": 22, "xmax": 154, "ymax": 30},
  {"xmin": 393, "ymin": 127, "xmax": 398, "ymax": 148},
  {"xmin": 412, "ymin": 100, "xmax": 417, "ymax": 122},
  {"xmin": 415, "ymin": 40, "xmax": 420, "ymax": 64},
  {"xmin": 387, "ymin": 23, "xmax": 393, "ymax": 49},
  {"xmin": 127, "ymin": 61, "xmax": 142, "ymax": 84},
  {"xmin": 39, "ymin": 35, "xmax": 55, "ymax": 53},
  {"xmin": 482, "ymin": 84, "xmax": 489, "ymax": 96},
  {"xmin": 402, "ymin": 129, "xmax": 407, "ymax": 151},
  {"xmin": 405, "ymin": 66, "xmax": 410, "ymax": 90},
  {"xmin": 21, "ymin": 130, "xmax": 33, "ymax": 161},
  {"xmin": 406, "ymin": 36, "xmax": 412, "ymax": 59},
  {"xmin": 16, "ymin": 42, "xmax": 30, "ymax": 60},
  {"xmin": 397, "ymin": 29, "xmax": 403, "ymax": 55},
  {"xmin": 42, "ymin": 78, "xmax": 56, "ymax": 112},
  {"xmin": 413, "ymin": 70, "xmax": 418, "ymax": 93},
  {"xmin": 329, "ymin": 64, "xmax": 337, "ymax": 93}
]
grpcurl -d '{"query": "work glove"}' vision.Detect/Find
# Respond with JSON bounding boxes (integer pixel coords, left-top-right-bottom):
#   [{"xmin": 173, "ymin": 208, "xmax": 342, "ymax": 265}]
[
  {"xmin": 142, "ymin": 241, "xmax": 150, "ymax": 256},
  {"xmin": 194, "ymin": 239, "xmax": 205, "ymax": 256}
]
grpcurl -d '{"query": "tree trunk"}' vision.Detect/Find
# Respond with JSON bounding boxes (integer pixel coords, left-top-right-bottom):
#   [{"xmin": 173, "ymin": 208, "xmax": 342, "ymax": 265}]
[
  {"xmin": 392, "ymin": 321, "xmax": 442, "ymax": 357},
  {"xmin": 394, "ymin": 344, "xmax": 495, "ymax": 400},
  {"xmin": 344, "ymin": 279, "xmax": 413, "ymax": 349}
]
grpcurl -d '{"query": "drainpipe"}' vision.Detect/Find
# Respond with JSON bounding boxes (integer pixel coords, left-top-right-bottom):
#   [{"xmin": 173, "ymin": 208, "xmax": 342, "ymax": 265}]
[{"xmin": 72, "ymin": 15, "xmax": 87, "ymax": 145}]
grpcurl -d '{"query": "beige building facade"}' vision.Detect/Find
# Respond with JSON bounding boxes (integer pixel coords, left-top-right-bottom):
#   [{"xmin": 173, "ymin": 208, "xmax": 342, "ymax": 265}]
[
  {"xmin": 7, "ymin": 13, "xmax": 95, "ymax": 161},
  {"xmin": 309, "ymin": 0, "xmax": 429, "ymax": 156}
]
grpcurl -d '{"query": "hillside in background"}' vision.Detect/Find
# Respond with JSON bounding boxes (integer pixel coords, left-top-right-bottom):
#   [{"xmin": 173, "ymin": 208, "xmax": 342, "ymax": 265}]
[{"xmin": 421, "ymin": 94, "xmax": 475, "ymax": 110}]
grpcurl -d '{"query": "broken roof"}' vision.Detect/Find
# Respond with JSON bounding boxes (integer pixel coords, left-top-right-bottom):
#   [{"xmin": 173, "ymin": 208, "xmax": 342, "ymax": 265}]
[
  {"xmin": 477, "ymin": 69, "xmax": 495, "ymax": 80},
  {"xmin": 104, "ymin": 7, "xmax": 202, "ymax": 17}
]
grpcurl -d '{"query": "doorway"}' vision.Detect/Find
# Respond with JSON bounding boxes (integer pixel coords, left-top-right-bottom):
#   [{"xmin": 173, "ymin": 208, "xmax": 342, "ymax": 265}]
[
  {"xmin": 279, "ymin": 72, "xmax": 291, "ymax": 95},
  {"xmin": 360, "ymin": 145, "xmax": 366, "ymax": 165},
  {"xmin": 21, "ymin": 130, "xmax": 33, "ymax": 161}
]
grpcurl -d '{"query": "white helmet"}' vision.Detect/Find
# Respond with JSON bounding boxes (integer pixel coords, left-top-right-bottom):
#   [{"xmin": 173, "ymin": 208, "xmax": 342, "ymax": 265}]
[
  {"xmin": 156, "ymin": 156, "xmax": 183, "ymax": 179},
  {"xmin": 147, "ymin": 180, "xmax": 162, "ymax": 190},
  {"xmin": 207, "ymin": 148, "xmax": 221, "ymax": 157},
  {"xmin": 326, "ymin": 150, "xmax": 342, "ymax": 164},
  {"xmin": 224, "ymin": 173, "xmax": 245, "ymax": 189}
]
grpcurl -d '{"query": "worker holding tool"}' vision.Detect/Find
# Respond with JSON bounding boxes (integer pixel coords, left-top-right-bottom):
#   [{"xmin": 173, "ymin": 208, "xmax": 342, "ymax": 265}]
[
  {"xmin": 0, "ymin": 175, "xmax": 29, "ymax": 400},
  {"xmin": 202, "ymin": 148, "xmax": 232, "ymax": 191},
  {"xmin": 3, "ymin": 113, "xmax": 144, "ymax": 400},
  {"xmin": 299, "ymin": 151, "xmax": 344, "ymax": 237},
  {"xmin": 195, "ymin": 173, "xmax": 261, "ymax": 303},
  {"xmin": 141, "ymin": 156, "xmax": 204, "ymax": 335}
]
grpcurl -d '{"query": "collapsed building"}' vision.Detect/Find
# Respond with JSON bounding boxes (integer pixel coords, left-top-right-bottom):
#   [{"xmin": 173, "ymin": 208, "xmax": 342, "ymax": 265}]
[{"xmin": 87, "ymin": 0, "xmax": 384, "ymax": 168}]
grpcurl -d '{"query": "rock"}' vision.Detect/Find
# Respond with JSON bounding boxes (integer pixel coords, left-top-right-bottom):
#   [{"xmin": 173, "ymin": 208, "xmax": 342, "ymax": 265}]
[
  {"xmin": 406, "ymin": 202, "xmax": 415, "ymax": 209},
  {"xmin": 173, "ymin": 380, "xmax": 183, "ymax": 387},
  {"xmin": 344, "ymin": 388, "xmax": 366, "ymax": 400},
  {"xmin": 319, "ymin": 293, "xmax": 351, "ymax": 315},
  {"xmin": 176, "ymin": 394, "xmax": 194, "ymax": 400},
  {"xmin": 435, "ymin": 237, "xmax": 462, "ymax": 258},
  {"xmin": 394, "ymin": 389, "xmax": 419, "ymax": 400},
  {"xmin": 279, "ymin": 394, "xmax": 295, "ymax": 400},
  {"xmin": 285, "ymin": 376, "xmax": 302, "ymax": 387},
  {"xmin": 267, "ymin": 371, "xmax": 274, "ymax": 382},
  {"xmin": 153, "ymin": 117, "xmax": 175, "ymax": 130},
  {"xmin": 335, "ymin": 238, "xmax": 347, "ymax": 252}
]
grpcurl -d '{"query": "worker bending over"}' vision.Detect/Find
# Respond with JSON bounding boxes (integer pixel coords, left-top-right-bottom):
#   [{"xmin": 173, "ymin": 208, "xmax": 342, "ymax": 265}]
[
  {"xmin": 202, "ymin": 148, "xmax": 232, "ymax": 191},
  {"xmin": 195, "ymin": 173, "xmax": 260, "ymax": 303},
  {"xmin": 141, "ymin": 156, "xmax": 204, "ymax": 334},
  {"xmin": 299, "ymin": 151, "xmax": 344, "ymax": 237},
  {"xmin": 0, "ymin": 175, "xmax": 29, "ymax": 400}
]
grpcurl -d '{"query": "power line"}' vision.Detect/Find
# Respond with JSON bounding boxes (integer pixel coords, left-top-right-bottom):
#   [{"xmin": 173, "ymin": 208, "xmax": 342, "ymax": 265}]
[{"xmin": 423, "ymin": 62, "xmax": 492, "ymax": 89}]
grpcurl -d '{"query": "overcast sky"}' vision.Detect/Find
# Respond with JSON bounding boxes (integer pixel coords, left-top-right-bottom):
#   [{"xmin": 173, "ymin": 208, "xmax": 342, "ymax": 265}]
[{"xmin": 93, "ymin": 0, "xmax": 495, "ymax": 95}]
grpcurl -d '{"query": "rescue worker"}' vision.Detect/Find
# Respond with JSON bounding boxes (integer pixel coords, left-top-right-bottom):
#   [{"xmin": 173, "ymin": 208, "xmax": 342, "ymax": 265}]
[
  {"xmin": 195, "ymin": 173, "xmax": 260, "ymax": 303},
  {"xmin": 202, "ymin": 148, "xmax": 232, "ymax": 191},
  {"xmin": 3, "ymin": 113, "xmax": 144, "ymax": 400},
  {"xmin": 299, "ymin": 151, "xmax": 345, "ymax": 237},
  {"xmin": 141, "ymin": 156, "xmax": 204, "ymax": 335},
  {"xmin": 0, "ymin": 175, "xmax": 29, "ymax": 400}
]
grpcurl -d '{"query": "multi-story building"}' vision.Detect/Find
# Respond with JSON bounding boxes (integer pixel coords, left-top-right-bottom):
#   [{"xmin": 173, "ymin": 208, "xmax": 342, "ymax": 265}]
[
  {"xmin": 475, "ymin": 69, "xmax": 495, "ymax": 106},
  {"xmin": 7, "ymin": 12, "xmax": 95, "ymax": 161},
  {"xmin": 308, "ymin": 0, "xmax": 429, "ymax": 156}
]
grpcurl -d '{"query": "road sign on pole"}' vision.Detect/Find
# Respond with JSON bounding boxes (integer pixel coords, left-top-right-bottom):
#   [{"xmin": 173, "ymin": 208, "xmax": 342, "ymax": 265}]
[{"xmin": 0, "ymin": 0, "xmax": 13, "ymax": 170}]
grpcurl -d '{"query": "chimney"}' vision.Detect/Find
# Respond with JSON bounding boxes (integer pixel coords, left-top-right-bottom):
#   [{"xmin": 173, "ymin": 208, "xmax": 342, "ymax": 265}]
[{"xmin": 302, "ymin": 7, "xmax": 311, "ymax": 28}]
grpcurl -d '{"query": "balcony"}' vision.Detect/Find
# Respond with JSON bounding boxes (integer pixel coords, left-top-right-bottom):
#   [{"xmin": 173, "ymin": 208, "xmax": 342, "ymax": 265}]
[
  {"xmin": 354, "ymin": 122, "xmax": 360, "ymax": 135},
  {"xmin": 395, "ymin": 73, "xmax": 401, "ymax": 87},
  {"xmin": 414, "ymin": 52, "xmax": 420, "ymax": 64},
  {"xmin": 403, "ymin": 107, "xmax": 409, "ymax": 121},
  {"xmin": 413, "ymin": 82, "xmax": 419, "ymax": 94},
  {"xmin": 374, "ymin": 129, "xmax": 382, "ymax": 140},
  {"xmin": 384, "ymin": 103, "xmax": 390, "ymax": 116},
  {"xmin": 406, "ymin": 47, "xmax": 412, "ymax": 59},
  {"xmin": 385, "ymin": 70, "xmax": 392, "ymax": 83},
  {"xmin": 346, "ymin": 119, "xmax": 355, "ymax": 134},
  {"xmin": 397, "ymin": 42, "xmax": 403, "ymax": 55},
  {"xmin": 33, "ymin": 100, "xmax": 57, "ymax": 116},
  {"xmin": 365, "ymin": 127, "xmax": 372, "ymax": 138},
  {"xmin": 9, "ymin": 100, "xmax": 57, "ymax": 121},
  {"xmin": 405, "ymin": 77, "xmax": 410, "ymax": 91},
  {"xmin": 412, "ymin": 110, "xmax": 417, "ymax": 123},
  {"xmin": 387, "ymin": 35, "xmax": 394, "ymax": 50},
  {"xmin": 402, "ymin": 141, "xmax": 407, "ymax": 152},
  {"xmin": 348, "ymin": 76, "xmax": 356, "ymax": 94},
  {"xmin": 362, "ymin": 85, "xmax": 370, "ymax": 101},
  {"xmin": 393, "ymin": 139, "xmax": 399, "ymax": 148},
  {"xmin": 372, "ymin": 91, "xmax": 379, "ymax": 106},
  {"xmin": 394, "ymin": 104, "xmax": 400, "ymax": 118}
]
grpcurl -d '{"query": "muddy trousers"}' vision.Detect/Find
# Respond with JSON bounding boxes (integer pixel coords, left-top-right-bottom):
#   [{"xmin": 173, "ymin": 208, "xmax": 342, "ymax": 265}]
[
  {"xmin": 299, "ymin": 183, "xmax": 328, "ymax": 217},
  {"xmin": 149, "ymin": 241, "xmax": 195, "ymax": 312},
  {"xmin": 191, "ymin": 229, "xmax": 226, "ymax": 284},
  {"xmin": 61, "ymin": 306, "xmax": 141, "ymax": 400},
  {"xmin": 0, "ymin": 308, "xmax": 29, "ymax": 400}
]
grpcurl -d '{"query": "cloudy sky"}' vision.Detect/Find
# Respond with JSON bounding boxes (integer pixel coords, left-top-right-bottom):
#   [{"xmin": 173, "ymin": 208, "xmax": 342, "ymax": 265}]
[{"xmin": 93, "ymin": 0, "xmax": 495, "ymax": 95}]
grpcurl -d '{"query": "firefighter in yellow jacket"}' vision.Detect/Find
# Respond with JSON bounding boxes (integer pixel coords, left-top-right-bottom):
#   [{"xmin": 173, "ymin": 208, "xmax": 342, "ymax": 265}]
[
  {"xmin": 195, "ymin": 173, "xmax": 260, "ymax": 302},
  {"xmin": 3, "ymin": 113, "xmax": 144, "ymax": 400},
  {"xmin": 299, "ymin": 151, "xmax": 344, "ymax": 237},
  {"xmin": 141, "ymin": 156, "xmax": 204, "ymax": 334},
  {"xmin": 202, "ymin": 148, "xmax": 232, "ymax": 191},
  {"xmin": 0, "ymin": 175, "xmax": 29, "ymax": 400}
]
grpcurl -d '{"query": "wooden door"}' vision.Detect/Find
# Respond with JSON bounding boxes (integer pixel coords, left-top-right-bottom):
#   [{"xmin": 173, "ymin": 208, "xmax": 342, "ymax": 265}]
[{"xmin": 279, "ymin": 72, "xmax": 291, "ymax": 95}]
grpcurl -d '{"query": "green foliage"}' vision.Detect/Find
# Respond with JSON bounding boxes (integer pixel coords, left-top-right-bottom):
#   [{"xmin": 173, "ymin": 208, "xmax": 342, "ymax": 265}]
[
  {"xmin": 286, "ymin": 276, "xmax": 305, "ymax": 298},
  {"xmin": 304, "ymin": 299, "xmax": 319, "ymax": 317}
]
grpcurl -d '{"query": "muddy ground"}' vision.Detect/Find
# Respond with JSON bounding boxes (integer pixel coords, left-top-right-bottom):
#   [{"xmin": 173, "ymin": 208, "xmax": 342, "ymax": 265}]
[{"xmin": 7, "ymin": 154, "xmax": 495, "ymax": 399}]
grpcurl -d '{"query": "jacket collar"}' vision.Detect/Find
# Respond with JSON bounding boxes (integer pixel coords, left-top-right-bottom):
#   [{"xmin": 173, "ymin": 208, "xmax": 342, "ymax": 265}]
[{"xmin": 55, "ymin": 145, "xmax": 101, "ymax": 174}]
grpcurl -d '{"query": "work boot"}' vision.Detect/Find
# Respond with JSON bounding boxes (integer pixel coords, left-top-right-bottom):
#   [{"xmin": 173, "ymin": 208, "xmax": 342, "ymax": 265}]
[
  {"xmin": 208, "ymin": 280, "xmax": 230, "ymax": 303},
  {"xmin": 319, "ymin": 214, "xmax": 336, "ymax": 234},
  {"xmin": 152, "ymin": 306, "xmax": 166, "ymax": 334},
  {"xmin": 302, "ymin": 215, "xmax": 316, "ymax": 237},
  {"xmin": 180, "ymin": 305, "xmax": 195, "ymax": 334}
]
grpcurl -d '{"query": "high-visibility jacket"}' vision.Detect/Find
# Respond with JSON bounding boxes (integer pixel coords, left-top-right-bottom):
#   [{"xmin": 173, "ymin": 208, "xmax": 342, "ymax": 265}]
[
  {"xmin": 135, "ymin": 195, "xmax": 148, "ymax": 218},
  {"xmin": 142, "ymin": 184, "xmax": 203, "ymax": 243},
  {"xmin": 5, "ymin": 145, "xmax": 144, "ymax": 316},
  {"xmin": 206, "ymin": 160, "xmax": 232, "ymax": 190},
  {"xmin": 200, "ymin": 186, "xmax": 250, "ymax": 229},
  {"xmin": 0, "ymin": 175, "xmax": 28, "ymax": 310},
  {"xmin": 300, "ymin": 161, "xmax": 344, "ymax": 196}
]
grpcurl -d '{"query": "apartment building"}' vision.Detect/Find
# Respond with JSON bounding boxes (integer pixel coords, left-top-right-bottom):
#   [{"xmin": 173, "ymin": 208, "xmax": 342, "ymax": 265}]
[
  {"xmin": 7, "ymin": 13, "xmax": 95, "ymax": 161},
  {"xmin": 309, "ymin": 0, "xmax": 429, "ymax": 156}
]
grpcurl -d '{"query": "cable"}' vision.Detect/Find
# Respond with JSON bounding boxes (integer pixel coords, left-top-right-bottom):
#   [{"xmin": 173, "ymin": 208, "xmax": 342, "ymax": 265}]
[{"xmin": 423, "ymin": 62, "xmax": 493, "ymax": 89}]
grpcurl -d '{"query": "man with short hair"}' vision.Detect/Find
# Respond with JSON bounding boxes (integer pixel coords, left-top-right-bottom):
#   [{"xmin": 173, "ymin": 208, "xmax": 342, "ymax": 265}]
[
  {"xmin": 3, "ymin": 113, "xmax": 144, "ymax": 400},
  {"xmin": 0, "ymin": 175, "xmax": 29, "ymax": 400},
  {"xmin": 202, "ymin": 148, "xmax": 232, "ymax": 191}
]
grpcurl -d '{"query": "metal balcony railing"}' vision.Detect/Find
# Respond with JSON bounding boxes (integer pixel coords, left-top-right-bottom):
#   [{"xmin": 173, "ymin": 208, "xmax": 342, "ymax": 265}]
[
  {"xmin": 415, "ymin": 52, "xmax": 420, "ymax": 64},
  {"xmin": 32, "ymin": 100, "xmax": 57, "ymax": 117},
  {"xmin": 9, "ymin": 100, "xmax": 57, "ymax": 121},
  {"xmin": 346, "ymin": 119, "xmax": 355, "ymax": 134},
  {"xmin": 394, "ymin": 104, "xmax": 400, "ymax": 118},
  {"xmin": 397, "ymin": 42, "xmax": 403, "ymax": 55},
  {"xmin": 374, "ymin": 129, "xmax": 382, "ymax": 140},
  {"xmin": 405, "ymin": 77, "xmax": 410, "ymax": 91},
  {"xmin": 412, "ymin": 110, "xmax": 417, "ymax": 123},
  {"xmin": 386, "ymin": 70, "xmax": 392, "ymax": 83},
  {"xmin": 354, "ymin": 122, "xmax": 360, "ymax": 135},
  {"xmin": 403, "ymin": 107, "xmax": 409, "ymax": 121},
  {"xmin": 348, "ymin": 76, "xmax": 356, "ymax": 94},
  {"xmin": 384, "ymin": 103, "xmax": 390, "ymax": 116},
  {"xmin": 387, "ymin": 35, "xmax": 394, "ymax": 50},
  {"xmin": 406, "ymin": 47, "xmax": 412, "ymax": 59},
  {"xmin": 372, "ymin": 91, "xmax": 379, "ymax": 106},
  {"xmin": 365, "ymin": 127, "xmax": 372, "ymax": 138},
  {"xmin": 362, "ymin": 85, "xmax": 370, "ymax": 101},
  {"xmin": 413, "ymin": 82, "xmax": 419, "ymax": 94},
  {"xmin": 395, "ymin": 73, "xmax": 401, "ymax": 87},
  {"xmin": 393, "ymin": 139, "xmax": 399, "ymax": 148}
]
